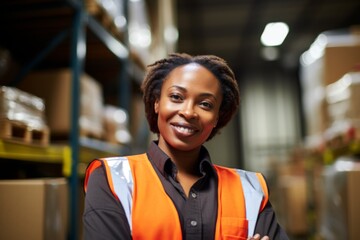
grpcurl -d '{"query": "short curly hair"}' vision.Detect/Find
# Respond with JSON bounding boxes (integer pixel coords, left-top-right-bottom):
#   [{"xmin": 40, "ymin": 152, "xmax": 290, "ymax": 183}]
[{"xmin": 141, "ymin": 53, "xmax": 240, "ymax": 140}]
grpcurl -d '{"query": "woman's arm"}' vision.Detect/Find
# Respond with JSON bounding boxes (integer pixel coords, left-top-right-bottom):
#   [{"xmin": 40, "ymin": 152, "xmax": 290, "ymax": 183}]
[
  {"xmin": 83, "ymin": 167, "xmax": 132, "ymax": 240},
  {"xmin": 254, "ymin": 201, "xmax": 289, "ymax": 240}
]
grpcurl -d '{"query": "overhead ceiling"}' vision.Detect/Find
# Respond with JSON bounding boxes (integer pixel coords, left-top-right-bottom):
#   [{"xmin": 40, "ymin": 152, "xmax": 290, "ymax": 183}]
[
  {"xmin": 1, "ymin": 0, "xmax": 359, "ymax": 95},
  {"xmin": 176, "ymin": 0, "xmax": 360, "ymax": 75}
]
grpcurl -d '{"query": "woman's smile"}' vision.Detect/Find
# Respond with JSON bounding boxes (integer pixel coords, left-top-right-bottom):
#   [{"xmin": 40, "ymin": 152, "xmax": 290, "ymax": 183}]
[{"xmin": 171, "ymin": 122, "xmax": 199, "ymax": 136}]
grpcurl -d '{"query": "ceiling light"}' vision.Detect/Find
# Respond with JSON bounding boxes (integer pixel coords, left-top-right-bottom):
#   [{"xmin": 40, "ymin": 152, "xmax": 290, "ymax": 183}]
[{"xmin": 260, "ymin": 22, "xmax": 289, "ymax": 46}]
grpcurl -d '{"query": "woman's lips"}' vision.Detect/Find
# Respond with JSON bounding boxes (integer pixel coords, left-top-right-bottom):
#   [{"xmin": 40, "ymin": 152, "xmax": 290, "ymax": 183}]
[{"xmin": 171, "ymin": 123, "xmax": 198, "ymax": 137}]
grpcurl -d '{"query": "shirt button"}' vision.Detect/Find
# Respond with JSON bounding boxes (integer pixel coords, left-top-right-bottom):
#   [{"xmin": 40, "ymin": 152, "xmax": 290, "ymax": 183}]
[
  {"xmin": 190, "ymin": 220, "xmax": 197, "ymax": 227},
  {"xmin": 191, "ymin": 192, "xmax": 197, "ymax": 199}
]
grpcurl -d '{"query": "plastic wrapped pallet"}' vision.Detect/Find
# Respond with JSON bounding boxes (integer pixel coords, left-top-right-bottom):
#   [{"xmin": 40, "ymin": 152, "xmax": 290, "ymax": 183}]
[
  {"xmin": 103, "ymin": 105, "xmax": 132, "ymax": 145},
  {"xmin": 319, "ymin": 156, "xmax": 360, "ymax": 240},
  {"xmin": 326, "ymin": 71, "xmax": 360, "ymax": 123},
  {"xmin": 0, "ymin": 86, "xmax": 49, "ymax": 145}
]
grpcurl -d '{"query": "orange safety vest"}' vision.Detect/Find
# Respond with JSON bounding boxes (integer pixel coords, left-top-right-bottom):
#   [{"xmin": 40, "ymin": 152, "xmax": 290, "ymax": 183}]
[{"xmin": 84, "ymin": 154, "xmax": 269, "ymax": 240}]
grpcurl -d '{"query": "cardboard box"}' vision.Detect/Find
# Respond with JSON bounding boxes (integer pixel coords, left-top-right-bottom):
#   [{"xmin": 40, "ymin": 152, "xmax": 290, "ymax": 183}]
[
  {"xmin": 323, "ymin": 45, "xmax": 360, "ymax": 86},
  {"xmin": 0, "ymin": 178, "xmax": 68, "ymax": 240},
  {"xmin": 277, "ymin": 175, "xmax": 308, "ymax": 235},
  {"xmin": 18, "ymin": 69, "xmax": 104, "ymax": 139}
]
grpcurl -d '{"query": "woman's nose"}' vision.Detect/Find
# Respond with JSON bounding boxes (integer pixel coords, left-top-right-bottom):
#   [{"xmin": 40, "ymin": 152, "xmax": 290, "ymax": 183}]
[{"xmin": 179, "ymin": 102, "xmax": 198, "ymax": 119}]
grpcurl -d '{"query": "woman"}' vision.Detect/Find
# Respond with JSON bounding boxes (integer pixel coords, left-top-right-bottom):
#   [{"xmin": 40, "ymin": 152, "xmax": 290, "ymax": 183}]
[{"xmin": 83, "ymin": 53, "xmax": 288, "ymax": 240}]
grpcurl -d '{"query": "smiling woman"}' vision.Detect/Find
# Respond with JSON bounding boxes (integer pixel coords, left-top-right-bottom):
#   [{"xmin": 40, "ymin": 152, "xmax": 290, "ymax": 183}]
[
  {"xmin": 83, "ymin": 53, "xmax": 289, "ymax": 240},
  {"xmin": 154, "ymin": 63, "xmax": 222, "ymax": 153}
]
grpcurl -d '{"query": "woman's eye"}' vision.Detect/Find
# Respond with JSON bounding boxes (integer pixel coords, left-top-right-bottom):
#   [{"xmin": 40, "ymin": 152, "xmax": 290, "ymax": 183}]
[
  {"xmin": 169, "ymin": 94, "xmax": 183, "ymax": 101},
  {"xmin": 200, "ymin": 101, "xmax": 213, "ymax": 109}
]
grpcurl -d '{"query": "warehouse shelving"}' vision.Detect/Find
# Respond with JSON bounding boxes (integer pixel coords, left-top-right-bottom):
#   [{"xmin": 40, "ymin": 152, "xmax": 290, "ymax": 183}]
[
  {"xmin": 0, "ymin": 137, "xmax": 129, "ymax": 172},
  {"xmin": 0, "ymin": 0, "xmax": 143, "ymax": 239},
  {"xmin": 0, "ymin": 139, "xmax": 65, "ymax": 163}
]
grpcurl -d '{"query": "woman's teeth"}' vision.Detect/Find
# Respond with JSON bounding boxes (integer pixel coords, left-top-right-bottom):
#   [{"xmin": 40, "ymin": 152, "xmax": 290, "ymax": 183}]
[{"xmin": 174, "ymin": 125, "xmax": 195, "ymax": 134}]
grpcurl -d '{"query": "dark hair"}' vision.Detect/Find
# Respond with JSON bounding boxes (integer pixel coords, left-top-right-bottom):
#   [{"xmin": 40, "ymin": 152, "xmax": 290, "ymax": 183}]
[{"xmin": 141, "ymin": 53, "xmax": 240, "ymax": 140}]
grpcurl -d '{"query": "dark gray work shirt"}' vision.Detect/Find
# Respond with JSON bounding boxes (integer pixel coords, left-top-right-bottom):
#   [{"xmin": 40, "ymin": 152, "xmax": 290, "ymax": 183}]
[{"xmin": 83, "ymin": 141, "xmax": 289, "ymax": 240}]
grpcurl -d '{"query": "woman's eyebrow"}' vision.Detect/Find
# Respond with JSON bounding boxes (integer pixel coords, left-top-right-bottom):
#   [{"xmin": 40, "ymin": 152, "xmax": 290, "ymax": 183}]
[
  {"xmin": 168, "ymin": 85, "xmax": 186, "ymax": 92},
  {"xmin": 168, "ymin": 85, "xmax": 218, "ymax": 100}
]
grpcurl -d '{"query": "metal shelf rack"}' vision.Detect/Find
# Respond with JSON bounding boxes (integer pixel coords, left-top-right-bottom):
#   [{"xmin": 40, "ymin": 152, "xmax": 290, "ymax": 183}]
[{"xmin": 0, "ymin": 0, "xmax": 140, "ymax": 239}]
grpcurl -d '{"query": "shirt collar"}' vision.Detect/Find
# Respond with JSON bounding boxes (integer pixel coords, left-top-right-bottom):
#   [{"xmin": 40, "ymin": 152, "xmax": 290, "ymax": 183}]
[{"xmin": 147, "ymin": 141, "xmax": 214, "ymax": 178}]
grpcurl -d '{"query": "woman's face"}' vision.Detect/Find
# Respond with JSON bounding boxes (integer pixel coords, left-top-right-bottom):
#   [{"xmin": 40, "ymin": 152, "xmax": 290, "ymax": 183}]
[{"xmin": 155, "ymin": 63, "xmax": 222, "ymax": 152}]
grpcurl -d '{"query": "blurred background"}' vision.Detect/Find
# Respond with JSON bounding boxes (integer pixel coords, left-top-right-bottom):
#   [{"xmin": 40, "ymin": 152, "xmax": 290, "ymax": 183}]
[{"xmin": 0, "ymin": 0, "xmax": 360, "ymax": 239}]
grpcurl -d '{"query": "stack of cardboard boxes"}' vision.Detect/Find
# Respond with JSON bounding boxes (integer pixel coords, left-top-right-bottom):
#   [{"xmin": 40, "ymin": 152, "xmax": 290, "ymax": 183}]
[
  {"xmin": 0, "ymin": 68, "xmax": 131, "ymax": 239},
  {"xmin": 296, "ymin": 27, "xmax": 360, "ymax": 239}
]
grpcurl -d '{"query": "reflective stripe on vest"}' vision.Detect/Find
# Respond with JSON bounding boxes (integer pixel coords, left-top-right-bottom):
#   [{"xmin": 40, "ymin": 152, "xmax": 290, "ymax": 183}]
[
  {"xmin": 104, "ymin": 156, "xmax": 134, "ymax": 230},
  {"xmin": 235, "ymin": 169, "xmax": 268, "ymax": 236},
  {"xmin": 84, "ymin": 153, "xmax": 268, "ymax": 239}
]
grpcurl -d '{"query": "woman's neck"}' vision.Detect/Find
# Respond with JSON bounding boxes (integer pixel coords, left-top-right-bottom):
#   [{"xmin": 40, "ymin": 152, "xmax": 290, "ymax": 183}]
[{"xmin": 172, "ymin": 150, "xmax": 201, "ymax": 176}]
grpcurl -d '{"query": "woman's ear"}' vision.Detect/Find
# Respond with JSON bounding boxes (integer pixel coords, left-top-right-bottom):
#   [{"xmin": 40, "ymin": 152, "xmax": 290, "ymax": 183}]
[{"xmin": 154, "ymin": 99, "xmax": 159, "ymax": 114}]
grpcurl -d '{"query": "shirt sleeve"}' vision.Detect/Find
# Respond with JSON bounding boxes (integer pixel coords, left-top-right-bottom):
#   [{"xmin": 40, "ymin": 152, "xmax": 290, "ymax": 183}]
[
  {"xmin": 83, "ymin": 166, "xmax": 132, "ymax": 240},
  {"xmin": 254, "ymin": 200, "xmax": 289, "ymax": 240}
]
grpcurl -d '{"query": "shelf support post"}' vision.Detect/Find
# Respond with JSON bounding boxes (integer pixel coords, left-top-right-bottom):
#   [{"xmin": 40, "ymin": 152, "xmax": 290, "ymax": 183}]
[
  {"xmin": 69, "ymin": 3, "xmax": 86, "ymax": 240},
  {"xmin": 118, "ymin": 58, "xmax": 131, "ymax": 113}
]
